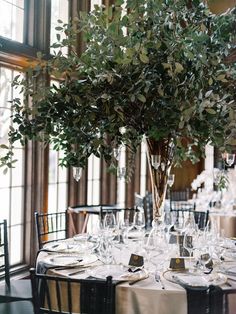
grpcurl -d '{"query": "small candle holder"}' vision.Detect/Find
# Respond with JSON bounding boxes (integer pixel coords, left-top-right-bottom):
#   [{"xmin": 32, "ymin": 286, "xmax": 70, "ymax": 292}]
[
  {"xmin": 117, "ymin": 167, "xmax": 126, "ymax": 179},
  {"xmin": 73, "ymin": 167, "xmax": 83, "ymax": 182},
  {"xmin": 226, "ymin": 153, "xmax": 235, "ymax": 167},
  {"xmin": 151, "ymin": 155, "xmax": 161, "ymax": 170}
]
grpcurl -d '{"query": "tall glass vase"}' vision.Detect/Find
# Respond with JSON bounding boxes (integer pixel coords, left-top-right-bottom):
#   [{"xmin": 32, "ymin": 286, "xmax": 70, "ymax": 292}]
[{"xmin": 146, "ymin": 137, "xmax": 175, "ymax": 224}]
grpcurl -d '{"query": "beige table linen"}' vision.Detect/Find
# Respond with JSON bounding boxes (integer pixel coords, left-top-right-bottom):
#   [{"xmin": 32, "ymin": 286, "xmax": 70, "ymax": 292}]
[{"xmin": 210, "ymin": 212, "xmax": 236, "ymax": 238}]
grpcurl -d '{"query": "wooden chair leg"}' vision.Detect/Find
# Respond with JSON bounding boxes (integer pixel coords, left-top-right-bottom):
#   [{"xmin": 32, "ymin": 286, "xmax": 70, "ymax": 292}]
[{"xmin": 81, "ymin": 213, "xmax": 90, "ymax": 233}]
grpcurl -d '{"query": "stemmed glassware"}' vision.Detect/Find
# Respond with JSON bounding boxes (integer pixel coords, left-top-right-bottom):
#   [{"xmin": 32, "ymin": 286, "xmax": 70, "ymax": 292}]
[
  {"xmin": 98, "ymin": 212, "xmax": 117, "ymax": 264},
  {"xmin": 103, "ymin": 212, "xmax": 117, "ymax": 238},
  {"xmin": 133, "ymin": 210, "xmax": 145, "ymax": 232},
  {"xmin": 172, "ymin": 211, "xmax": 185, "ymax": 234},
  {"xmin": 183, "ymin": 228, "xmax": 198, "ymax": 270},
  {"xmin": 133, "ymin": 210, "xmax": 146, "ymax": 247},
  {"xmin": 162, "ymin": 211, "xmax": 174, "ymax": 241}
]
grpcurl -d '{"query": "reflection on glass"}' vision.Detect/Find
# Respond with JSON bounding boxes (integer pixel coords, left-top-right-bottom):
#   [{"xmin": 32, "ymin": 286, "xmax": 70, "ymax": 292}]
[
  {"xmin": 50, "ymin": 0, "xmax": 69, "ymax": 55},
  {"xmin": 48, "ymin": 144, "xmax": 68, "ymax": 213},
  {"xmin": 0, "ymin": 189, "xmax": 10, "ymax": 220},
  {"xmin": 0, "ymin": 66, "xmax": 24, "ymax": 267},
  {"xmin": 90, "ymin": 0, "xmax": 102, "ymax": 10},
  {"xmin": 0, "ymin": 0, "xmax": 24, "ymax": 42},
  {"xmin": 11, "ymin": 187, "xmax": 23, "ymax": 225},
  {"xmin": 10, "ymin": 225, "xmax": 23, "ymax": 265},
  {"xmin": 87, "ymin": 154, "xmax": 100, "ymax": 205}
]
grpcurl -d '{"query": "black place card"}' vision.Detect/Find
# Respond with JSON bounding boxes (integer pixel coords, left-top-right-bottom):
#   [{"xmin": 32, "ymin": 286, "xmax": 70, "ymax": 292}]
[
  {"xmin": 128, "ymin": 254, "xmax": 144, "ymax": 267},
  {"xmin": 169, "ymin": 257, "xmax": 185, "ymax": 270}
]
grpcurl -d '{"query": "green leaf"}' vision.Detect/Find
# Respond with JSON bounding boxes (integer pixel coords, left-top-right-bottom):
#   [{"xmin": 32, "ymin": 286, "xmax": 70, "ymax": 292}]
[
  {"xmin": 130, "ymin": 94, "xmax": 135, "ymax": 102},
  {"xmin": 137, "ymin": 94, "xmax": 146, "ymax": 103},
  {"xmin": 205, "ymin": 108, "xmax": 216, "ymax": 114},
  {"xmin": 55, "ymin": 26, "xmax": 63, "ymax": 31},
  {"xmin": 208, "ymin": 77, "xmax": 213, "ymax": 85},
  {"xmin": 216, "ymin": 74, "xmax": 226, "ymax": 81},
  {"xmin": 139, "ymin": 53, "xmax": 149, "ymax": 64},
  {"xmin": 175, "ymin": 62, "xmax": 184, "ymax": 73},
  {"xmin": 162, "ymin": 63, "xmax": 171, "ymax": 69},
  {"xmin": 0, "ymin": 144, "xmax": 9, "ymax": 149},
  {"xmin": 178, "ymin": 121, "xmax": 185, "ymax": 129},
  {"xmin": 205, "ymin": 90, "xmax": 213, "ymax": 98}
]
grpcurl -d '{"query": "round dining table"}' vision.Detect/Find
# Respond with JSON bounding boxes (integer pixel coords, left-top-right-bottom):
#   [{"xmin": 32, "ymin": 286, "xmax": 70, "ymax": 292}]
[{"xmin": 36, "ymin": 233, "xmax": 236, "ymax": 314}]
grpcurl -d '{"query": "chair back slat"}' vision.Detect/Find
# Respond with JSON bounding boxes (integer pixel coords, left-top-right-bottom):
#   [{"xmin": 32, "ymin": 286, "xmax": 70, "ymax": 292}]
[
  {"xmin": 0, "ymin": 220, "xmax": 10, "ymax": 287},
  {"xmin": 194, "ymin": 210, "xmax": 209, "ymax": 230},
  {"xmin": 56, "ymin": 280, "xmax": 62, "ymax": 313},
  {"xmin": 35, "ymin": 211, "xmax": 68, "ymax": 249},
  {"xmin": 30, "ymin": 268, "xmax": 116, "ymax": 314},
  {"xmin": 67, "ymin": 281, "xmax": 72, "ymax": 314}
]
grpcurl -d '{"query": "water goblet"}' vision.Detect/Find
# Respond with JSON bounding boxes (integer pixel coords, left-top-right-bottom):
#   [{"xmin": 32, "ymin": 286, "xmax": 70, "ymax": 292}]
[
  {"xmin": 103, "ymin": 212, "xmax": 117, "ymax": 241},
  {"xmin": 133, "ymin": 211, "xmax": 145, "ymax": 232}
]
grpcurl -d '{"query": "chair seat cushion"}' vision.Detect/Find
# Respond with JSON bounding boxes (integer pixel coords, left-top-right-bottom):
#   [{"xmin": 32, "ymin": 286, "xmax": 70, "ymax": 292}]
[
  {"xmin": 0, "ymin": 300, "xmax": 34, "ymax": 313},
  {"xmin": 0, "ymin": 280, "xmax": 32, "ymax": 302}
]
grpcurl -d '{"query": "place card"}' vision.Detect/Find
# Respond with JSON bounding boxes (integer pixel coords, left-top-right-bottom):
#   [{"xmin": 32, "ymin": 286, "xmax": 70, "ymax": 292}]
[
  {"xmin": 128, "ymin": 254, "xmax": 144, "ymax": 267},
  {"xmin": 169, "ymin": 257, "xmax": 185, "ymax": 270}
]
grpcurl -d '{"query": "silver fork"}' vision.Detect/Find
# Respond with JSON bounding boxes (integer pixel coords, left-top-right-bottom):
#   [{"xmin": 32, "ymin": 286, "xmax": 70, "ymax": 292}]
[{"xmin": 155, "ymin": 272, "xmax": 165, "ymax": 289}]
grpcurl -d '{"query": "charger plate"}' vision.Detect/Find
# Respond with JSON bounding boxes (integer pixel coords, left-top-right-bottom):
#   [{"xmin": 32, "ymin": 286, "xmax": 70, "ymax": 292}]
[
  {"xmin": 163, "ymin": 269, "xmax": 227, "ymax": 288},
  {"xmin": 87, "ymin": 264, "xmax": 148, "ymax": 282},
  {"xmin": 43, "ymin": 253, "xmax": 97, "ymax": 267}
]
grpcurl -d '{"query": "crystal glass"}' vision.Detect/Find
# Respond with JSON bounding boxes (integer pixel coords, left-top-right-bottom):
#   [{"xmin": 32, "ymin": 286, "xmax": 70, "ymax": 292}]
[
  {"xmin": 151, "ymin": 154, "xmax": 161, "ymax": 170},
  {"xmin": 73, "ymin": 167, "xmax": 82, "ymax": 181},
  {"xmin": 133, "ymin": 211, "xmax": 145, "ymax": 232},
  {"xmin": 226, "ymin": 153, "xmax": 235, "ymax": 166},
  {"xmin": 172, "ymin": 211, "xmax": 185, "ymax": 233}
]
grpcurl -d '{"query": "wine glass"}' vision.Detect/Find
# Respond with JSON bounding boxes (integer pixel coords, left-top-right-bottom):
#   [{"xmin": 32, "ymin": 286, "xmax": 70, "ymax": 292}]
[
  {"xmin": 172, "ymin": 211, "xmax": 185, "ymax": 234},
  {"xmin": 162, "ymin": 211, "xmax": 174, "ymax": 240},
  {"xmin": 133, "ymin": 210, "xmax": 145, "ymax": 244},
  {"xmin": 103, "ymin": 212, "xmax": 117, "ymax": 240},
  {"xmin": 133, "ymin": 211, "xmax": 145, "ymax": 232}
]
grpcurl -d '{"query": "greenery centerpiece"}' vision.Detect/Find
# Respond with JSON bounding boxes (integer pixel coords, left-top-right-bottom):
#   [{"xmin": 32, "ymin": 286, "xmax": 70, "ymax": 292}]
[{"xmin": 1, "ymin": 0, "xmax": 236, "ymax": 222}]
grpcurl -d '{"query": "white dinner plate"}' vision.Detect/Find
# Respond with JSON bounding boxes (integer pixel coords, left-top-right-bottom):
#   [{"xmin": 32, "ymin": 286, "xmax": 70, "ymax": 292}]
[
  {"xmin": 87, "ymin": 264, "xmax": 148, "ymax": 281},
  {"xmin": 219, "ymin": 264, "xmax": 236, "ymax": 276},
  {"xmin": 43, "ymin": 240, "xmax": 95, "ymax": 253},
  {"xmin": 44, "ymin": 253, "xmax": 98, "ymax": 267},
  {"xmin": 163, "ymin": 270, "xmax": 227, "ymax": 287}
]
